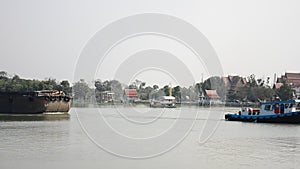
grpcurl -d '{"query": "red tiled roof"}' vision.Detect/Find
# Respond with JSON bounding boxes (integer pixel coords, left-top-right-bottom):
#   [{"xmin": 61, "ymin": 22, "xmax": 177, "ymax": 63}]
[
  {"xmin": 124, "ymin": 89, "xmax": 138, "ymax": 98},
  {"xmin": 285, "ymin": 73, "xmax": 300, "ymax": 79},
  {"xmin": 205, "ymin": 90, "xmax": 220, "ymax": 99},
  {"xmin": 277, "ymin": 73, "xmax": 300, "ymax": 87},
  {"xmin": 222, "ymin": 75, "xmax": 247, "ymax": 90}
]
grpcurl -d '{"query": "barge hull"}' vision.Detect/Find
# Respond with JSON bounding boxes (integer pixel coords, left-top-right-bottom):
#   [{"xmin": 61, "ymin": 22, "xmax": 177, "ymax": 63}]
[{"xmin": 0, "ymin": 91, "xmax": 71, "ymax": 114}]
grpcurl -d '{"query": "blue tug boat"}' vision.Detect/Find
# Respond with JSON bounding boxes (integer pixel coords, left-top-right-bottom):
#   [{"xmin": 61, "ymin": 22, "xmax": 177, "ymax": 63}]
[{"xmin": 225, "ymin": 99, "xmax": 300, "ymax": 123}]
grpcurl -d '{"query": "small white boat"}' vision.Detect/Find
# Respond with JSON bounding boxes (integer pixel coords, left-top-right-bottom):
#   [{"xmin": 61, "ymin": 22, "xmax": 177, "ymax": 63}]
[
  {"xmin": 225, "ymin": 99, "xmax": 300, "ymax": 123},
  {"xmin": 150, "ymin": 96, "xmax": 176, "ymax": 108},
  {"xmin": 150, "ymin": 85, "xmax": 176, "ymax": 108}
]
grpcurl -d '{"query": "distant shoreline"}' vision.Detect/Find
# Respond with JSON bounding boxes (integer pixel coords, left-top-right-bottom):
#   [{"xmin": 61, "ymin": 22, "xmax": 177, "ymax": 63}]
[{"xmin": 71, "ymin": 101, "xmax": 259, "ymax": 108}]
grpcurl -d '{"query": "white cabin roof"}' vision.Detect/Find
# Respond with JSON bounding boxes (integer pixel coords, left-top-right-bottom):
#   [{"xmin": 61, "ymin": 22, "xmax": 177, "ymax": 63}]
[{"xmin": 162, "ymin": 96, "xmax": 175, "ymax": 100}]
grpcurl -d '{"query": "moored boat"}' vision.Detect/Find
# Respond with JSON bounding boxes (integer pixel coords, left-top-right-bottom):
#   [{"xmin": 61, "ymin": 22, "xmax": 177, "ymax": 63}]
[
  {"xmin": 150, "ymin": 96, "xmax": 176, "ymax": 108},
  {"xmin": 225, "ymin": 99, "xmax": 300, "ymax": 123},
  {"xmin": 0, "ymin": 90, "xmax": 72, "ymax": 114},
  {"xmin": 150, "ymin": 84, "xmax": 176, "ymax": 108}
]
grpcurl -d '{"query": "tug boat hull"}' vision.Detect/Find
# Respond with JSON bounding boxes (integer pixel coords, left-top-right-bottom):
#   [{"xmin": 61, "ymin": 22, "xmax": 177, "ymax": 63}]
[{"xmin": 225, "ymin": 112, "xmax": 300, "ymax": 124}]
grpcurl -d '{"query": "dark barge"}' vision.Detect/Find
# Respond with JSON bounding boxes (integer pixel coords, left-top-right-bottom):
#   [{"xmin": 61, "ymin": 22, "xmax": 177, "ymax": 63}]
[{"xmin": 0, "ymin": 90, "xmax": 71, "ymax": 114}]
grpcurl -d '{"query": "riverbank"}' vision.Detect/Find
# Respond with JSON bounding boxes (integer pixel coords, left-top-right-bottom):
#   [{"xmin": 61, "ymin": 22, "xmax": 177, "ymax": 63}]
[{"xmin": 71, "ymin": 101, "xmax": 260, "ymax": 108}]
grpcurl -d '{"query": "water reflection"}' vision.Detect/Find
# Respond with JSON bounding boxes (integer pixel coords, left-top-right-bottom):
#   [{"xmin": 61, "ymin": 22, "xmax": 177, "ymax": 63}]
[{"xmin": 0, "ymin": 113, "xmax": 70, "ymax": 121}]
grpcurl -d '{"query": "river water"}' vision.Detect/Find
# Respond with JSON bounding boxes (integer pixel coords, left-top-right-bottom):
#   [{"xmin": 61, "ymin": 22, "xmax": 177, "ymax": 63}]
[{"xmin": 0, "ymin": 106, "xmax": 299, "ymax": 169}]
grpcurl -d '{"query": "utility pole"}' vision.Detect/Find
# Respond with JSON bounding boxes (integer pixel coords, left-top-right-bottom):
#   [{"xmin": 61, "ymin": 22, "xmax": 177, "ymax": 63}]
[{"xmin": 273, "ymin": 73, "xmax": 277, "ymax": 87}]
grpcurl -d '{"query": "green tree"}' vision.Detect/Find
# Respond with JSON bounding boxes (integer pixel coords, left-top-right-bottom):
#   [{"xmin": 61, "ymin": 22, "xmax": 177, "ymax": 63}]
[
  {"xmin": 139, "ymin": 86, "xmax": 153, "ymax": 100},
  {"xmin": 128, "ymin": 84, "xmax": 137, "ymax": 89},
  {"xmin": 153, "ymin": 85, "xmax": 159, "ymax": 90},
  {"xmin": 234, "ymin": 75, "xmax": 275, "ymax": 102},
  {"xmin": 172, "ymin": 85, "xmax": 181, "ymax": 102},
  {"xmin": 247, "ymin": 74, "xmax": 257, "ymax": 87},
  {"xmin": 110, "ymin": 80, "xmax": 123, "ymax": 101},
  {"xmin": 0, "ymin": 71, "xmax": 8, "ymax": 80},
  {"xmin": 162, "ymin": 85, "xmax": 170, "ymax": 96},
  {"xmin": 276, "ymin": 81, "xmax": 294, "ymax": 100},
  {"xmin": 95, "ymin": 79, "xmax": 123, "ymax": 101},
  {"xmin": 73, "ymin": 79, "xmax": 91, "ymax": 102},
  {"xmin": 180, "ymin": 87, "xmax": 190, "ymax": 101},
  {"xmin": 60, "ymin": 80, "xmax": 72, "ymax": 94}
]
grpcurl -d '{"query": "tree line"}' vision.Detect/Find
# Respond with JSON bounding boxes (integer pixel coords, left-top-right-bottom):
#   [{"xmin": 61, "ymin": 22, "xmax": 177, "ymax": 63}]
[
  {"xmin": 78, "ymin": 75, "xmax": 295, "ymax": 103},
  {"xmin": 203, "ymin": 74, "xmax": 294, "ymax": 102},
  {"xmin": 0, "ymin": 71, "xmax": 71, "ymax": 94},
  {"xmin": 0, "ymin": 71, "xmax": 295, "ymax": 102},
  {"xmin": 95, "ymin": 79, "xmax": 200, "ymax": 102}
]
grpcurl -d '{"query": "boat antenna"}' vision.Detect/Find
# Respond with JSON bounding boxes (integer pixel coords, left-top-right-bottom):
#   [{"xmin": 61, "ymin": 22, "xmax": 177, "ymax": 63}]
[{"xmin": 273, "ymin": 73, "xmax": 277, "ymax": 87}]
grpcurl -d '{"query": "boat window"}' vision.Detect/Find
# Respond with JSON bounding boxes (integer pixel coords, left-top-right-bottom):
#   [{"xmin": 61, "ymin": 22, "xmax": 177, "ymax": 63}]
[
  {"xmin": 264, "ymin": 105, "xmax": 271, "ymax": 111},
  {"xmin": 296, "ymin": 103, "xmax": 300, "ymax": 110},
  {"xmin": 285, "ymin": 104, "xmax": 289, "ymax": 109},
  {"xmin": 289, "ymin": 104, "xmax": 294, "ymax": 108}
]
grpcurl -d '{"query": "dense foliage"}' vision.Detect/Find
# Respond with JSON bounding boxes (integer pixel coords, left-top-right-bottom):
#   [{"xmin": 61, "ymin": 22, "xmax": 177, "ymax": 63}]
[{"xmin": 0, "ymin": 71, "xmax": 71, "ymax": 94}]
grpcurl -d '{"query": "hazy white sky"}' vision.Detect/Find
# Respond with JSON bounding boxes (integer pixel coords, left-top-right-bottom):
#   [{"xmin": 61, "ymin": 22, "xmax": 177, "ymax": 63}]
[{"xmin": 1, "ymin": 0, "xmax": 300, "ymax": 86}]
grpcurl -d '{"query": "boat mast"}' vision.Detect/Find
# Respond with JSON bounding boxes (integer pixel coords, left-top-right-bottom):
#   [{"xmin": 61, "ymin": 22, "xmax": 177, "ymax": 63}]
[{"xmin": 169, "ymin": 83, "xmax": 172, "ymax": 96}]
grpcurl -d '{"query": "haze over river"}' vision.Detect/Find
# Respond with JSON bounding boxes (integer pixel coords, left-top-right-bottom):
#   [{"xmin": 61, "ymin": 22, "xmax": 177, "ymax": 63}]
[{"xmin": 1, "ymin": 106, "xmax": 299, "ymax": 169}]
